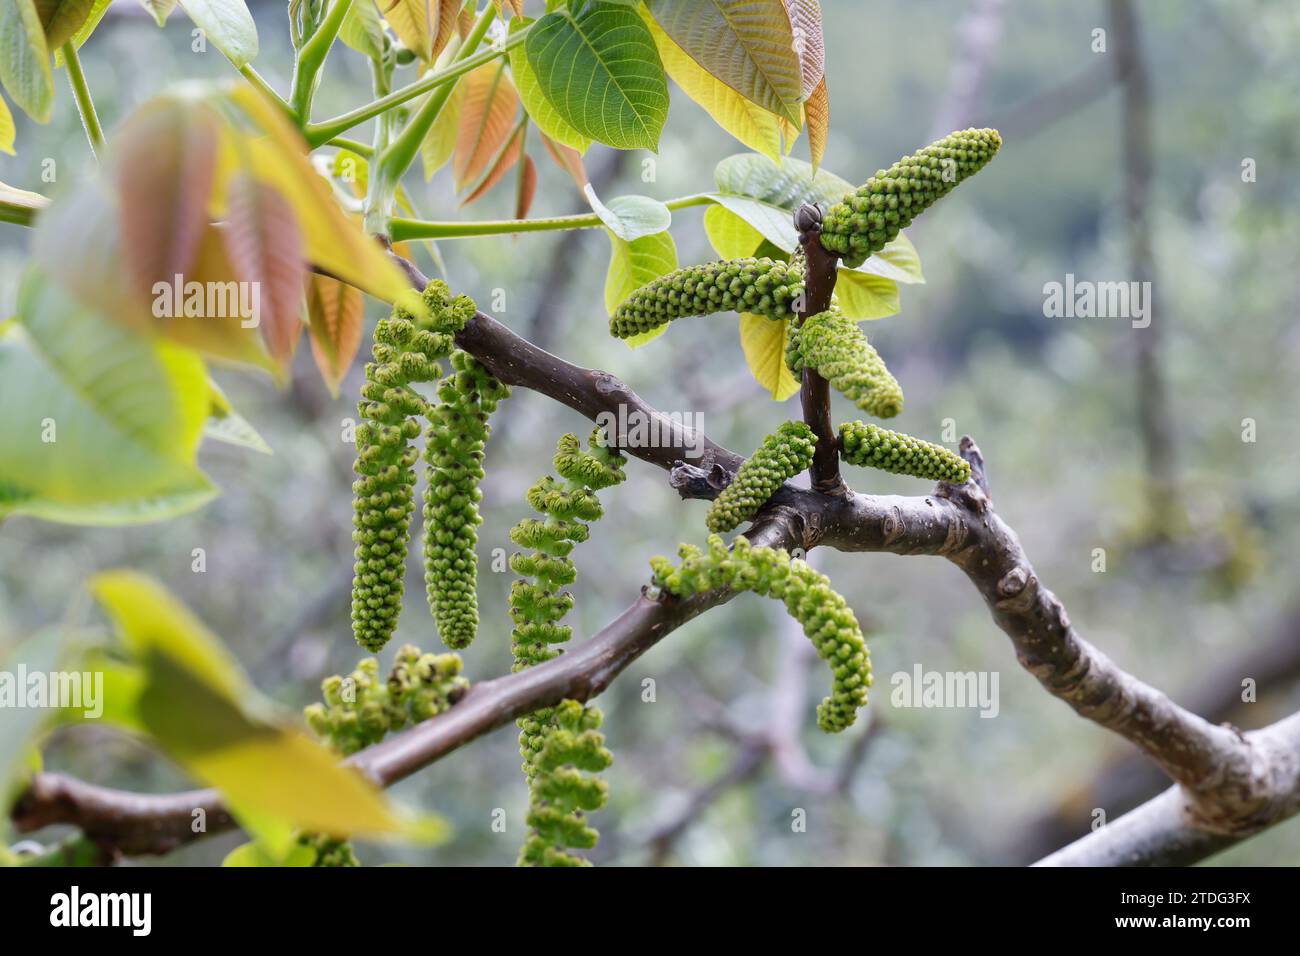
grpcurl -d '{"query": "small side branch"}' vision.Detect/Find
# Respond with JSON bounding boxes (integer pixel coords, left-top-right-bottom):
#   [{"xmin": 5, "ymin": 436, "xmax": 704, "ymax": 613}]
[{"xmin": 795, "ymin": 203, "xmax": 845, "ymax": 495}]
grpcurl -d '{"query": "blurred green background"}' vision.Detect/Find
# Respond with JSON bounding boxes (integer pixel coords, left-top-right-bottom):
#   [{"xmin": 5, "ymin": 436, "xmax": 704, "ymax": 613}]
[{"xmin": 3, "ymin": 0, "xmax": 1299, "ymax": 865}]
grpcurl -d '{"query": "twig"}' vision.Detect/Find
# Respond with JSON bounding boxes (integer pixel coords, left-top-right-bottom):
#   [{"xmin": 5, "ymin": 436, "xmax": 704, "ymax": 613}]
[{"xmin": 795, "ymin": 203, "xmax": 845, "ymax": 495}]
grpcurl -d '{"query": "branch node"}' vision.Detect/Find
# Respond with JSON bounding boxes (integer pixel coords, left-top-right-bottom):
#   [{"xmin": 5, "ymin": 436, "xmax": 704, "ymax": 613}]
[{"xmin": 669, "ymin": 461, "xmax": 730, "ymax": 500}]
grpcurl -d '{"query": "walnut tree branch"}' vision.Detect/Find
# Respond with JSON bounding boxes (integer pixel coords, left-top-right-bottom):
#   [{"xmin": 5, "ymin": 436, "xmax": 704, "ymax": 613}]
[
  {"xmin": 15, "ymin": 254, "xmax": 1300, "ymax": 866},
  {"xmin": 1035, "ymin": 711, "xmax": 1300, "ymax": 866},
  {"xmin": 10, "ymin": 513, "xmax": 805, "ymax": 858},
  {"xmin": 795, "ymin": 203, "xmax": 846, "ymax": 495}
]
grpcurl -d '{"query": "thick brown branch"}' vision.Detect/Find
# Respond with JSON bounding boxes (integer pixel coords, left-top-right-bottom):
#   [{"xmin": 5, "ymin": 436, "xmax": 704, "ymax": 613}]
[
  {"xmin": 1035, "ymin": 712, "xmax": 1300, "ymax": 866},
  {"xmin": 458, "ymin": 310, "xmax": 742, "ymax": 474},
  {"xmin": 820, "ymin": 447, "xmax": 1282, "ymax": 837}
]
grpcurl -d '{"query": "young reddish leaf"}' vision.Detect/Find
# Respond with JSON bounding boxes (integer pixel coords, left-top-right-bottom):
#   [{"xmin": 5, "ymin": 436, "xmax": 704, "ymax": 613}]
[
  {"xmin": 113, "ymin": 97, "xmax": 220, "ymax": 298},
  {"xmin": 805, "ymin": 74, "xmax": 828, "ymax": 170},
  {"xmin": 782, "ymin": 0, "xmax": 825, "ymax": 96},
  {"xmin": 225, "ymin": 85, "xmax": 422, "ymax": 314},
  {"xmin": 453, "ymin": 61, "xmax": 519, "ymax": 192},
  {"xmin": 515, "ymin": 154, "xmax": 538, "ymax": 220},
  {"xmin": 222, "ymin": 173, "xmax": 308, "ymax": 368},
  {"xmin": 540, "ymin": 133, "xmax": 588, "ymax": 191},
  {"xmin": 431, "ymin": 0, "xmax": 459, "ymax": 61},
  {"xmin": 306, "ymin": 273, "xmax": 364, "ymax": 396},
  {"xmin": 462, "ymin": 121, "xmax": 524, "ymax": 206},
  {"xmin": 32, "ymin": 177, "xmax": 275, "ymax": 373}
]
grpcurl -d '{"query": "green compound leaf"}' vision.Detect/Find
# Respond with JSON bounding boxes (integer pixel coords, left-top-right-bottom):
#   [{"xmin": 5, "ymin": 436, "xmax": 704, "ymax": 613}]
[
  {"xmin": 587, "ymin": 188, "xmax": 671, "ymax": 242},
  {"xmin": 0, "ymin": 0, "xmax": 53, "ymax": 124},
  {"xmin": 835, "ymin": 269, "xmax": 900, "ymax": 321},
  {"xmin": 707, "ymin": 192, "xmax": 801, "ymax": 252},
  {"xmin": 604, "ymin": 228, "xmax": 678, "ymax": 349},
  {"xmin": 525, "ymin": 1, "xmax": 668, "ymax": 151},
  {"xmin": 509, "ymin": 16, "xmax": 591, "ymax": 153},
  {"xmin": 644, "ymin": 0, "xmax": 803, "ymax": 126},
  {"xmin": 739, "ymin": 313, "xmax": 799, "ymax": 400},
  {"xmin": 177, "ymin": 0, "xmax": 258, "ymax": 69},
  {"xmin": 703, "ymin": 203, "xmax": 765, "ymax": 259},
  {"xmin": 337, "ymin": 0, "xmax": 386, "ymax": 61},
  {"xmin": 0, "ymin": 272, "xmax": 216, "ymax": 526},
  {"xmin": 0, "ymin": 628, "xmax": 68, "ymax": 807},
  {"xmin": 714, "ymin": 150, "xmax": 856, "ymax": 206}
]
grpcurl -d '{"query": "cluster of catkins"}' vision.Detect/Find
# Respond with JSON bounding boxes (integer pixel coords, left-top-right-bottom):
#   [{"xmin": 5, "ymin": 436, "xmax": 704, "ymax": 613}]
[
  {"xmin": 651, "ymin": 535, "xmax": 871, "ymax": 733},
  {"xmin": 349, "ymin": 281, "xmax": 507, "ymax": 653},
  {"xmin": 604, "ymin": 128, "xmax": 998, "ymax": 502},
  {"xmin": 819, "ymin": 128, "xmax": 1002, "ymax": 267},
  {"xmin": 509, "ymin": 430, "xmax": 625, "ymax": 866},
  {"xmin": 313, "ymin": 130, "xmax": 1002, "ymax": 866},
  {"xmin": 706, "ymin": 421, "xmax": 816, "ymax": 533},
  {"xmin": 304, "ymin": 645, "xmax": 469, "ymax": 756},
  {"xmin": 299, "ymin": 644, "xmax": 468, "ymax": 866}
]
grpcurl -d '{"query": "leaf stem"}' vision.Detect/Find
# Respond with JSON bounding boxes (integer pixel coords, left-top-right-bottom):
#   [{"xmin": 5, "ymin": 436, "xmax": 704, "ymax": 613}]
[
  {"xmin": 325, "ymin": 136, "xmax": 375, "ymax": 158},
  {"xmin": 304, "ymin": 19, "xmax": 531, "ymax": 148},
  {"xmin": 362, "ymin": 52, "xmax": 397, "ymax": 236},
  {"xmin": 377, "ymin": 3, "xmax": 495, "ymax": 192},
  {"xmin": 238, "ymin": 64, "xmax": 292, "ymax": 115},
  {"xmin": 390, "ymin": 194, "xmax": 714, "ymax": 241},
  {"xmin": 61, "ymin": 42, "xmax": 105, "ymax": 159},
  {"xmin": 290, "ymin": 0, "xmax": 355, "ymax": 123}
]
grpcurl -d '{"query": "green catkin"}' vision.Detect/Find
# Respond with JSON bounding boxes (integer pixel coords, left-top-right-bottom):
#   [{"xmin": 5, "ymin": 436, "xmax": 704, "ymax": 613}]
[
  {"xmin": 508, "ymin": 430, "xmax": 626, "ymax": 670},
  {"xmin": 518, "ymin": 699, "xmax": 613, "ymax": 867},
  {"xmin": 650, "ymin": 535, "xmax": 871, "ymax": 733},
  {"xmin": 509, "ymin": 430, "xmax": 625, "ymax": 866},
  {"xmin": 787, "ymin": 307, "xmax": 904, "ymax": 419},
  {"xmin": 304, "ymin": 645, "xmax": 469, "ymax": 757},
  {"xmin": 838, "ymin": 420, "xmax": 972, "ymax": 484},
  {"xmin": 297, "ymin": 832, "xmax": 359, "ymax": 867},
  {"xmin": 423, "ymin": 350, "xmax": 510, "ymax": 649},
  {"xmin": 706, "ymin": 421, "xmax": 817, "ymax": 533},
  {"xmin": 819, "ymin": 128, "xmax": 1002, "ymax": 268},
  {"xmin": 610, "ymin": 256, "xmax": 806, "ymax": 339},
  {"xmin": 301, "ymin": 644, "xmax": 469, "ymax": 867},
  {"xmin": 350, "ymin": 281, "xmax": 477, "ymax": 652}
]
